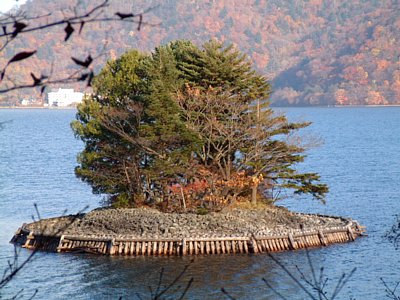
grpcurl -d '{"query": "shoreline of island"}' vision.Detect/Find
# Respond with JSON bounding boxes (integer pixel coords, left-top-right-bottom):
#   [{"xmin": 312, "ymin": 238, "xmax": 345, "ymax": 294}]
[{"xmin": 11, "ymin": 206, "xmax": 366, "ymax": 256}]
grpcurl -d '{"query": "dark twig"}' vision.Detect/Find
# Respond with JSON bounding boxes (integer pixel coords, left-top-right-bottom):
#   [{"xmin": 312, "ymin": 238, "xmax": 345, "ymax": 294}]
[
  {"xmin": 27, "ymin": 289, "xmax": 38, "ymax": 300},
  {"xmin": 267, "ymin": 252, "xmax": 317, "ymax": 300},
  {"xmin": 0, "ymin": 120, "xmax": 12, "ymax": 130},
  {"xmin": 153, "ymin": 261, "xmax": 193, "ymax": 300},
  {"xmin": 381, "ymin": 278, "xmax": 400, "ymax": 300},
  {"xmin": 262, "ymin": 278, "xmax": 288, "ymax": 300},
  {"xmin": 331, "ymin": 268, "xmax": 356, "ymax": 300},
  {"xmin": 221, "ymin": 287, "xmax": 237, "ymax": 300},
  {"xmin": 0, "ymin": 2, "xmax": 159, "ymax": 39},
  {"xmin": 177, "ymin": 277, "xmax": 194, "ymax": 300},
  {"xmin": 33, "ymin": 203, "xmax": 41, "ymax": 222},
  {"xmin": 265, "ymin": 244, "xmax": 356, "ymax": 300},
  {"xmin": 135, "ymin": 293, "xmax": 144, "ymax": 300},
  {"xmin": 154, "ymin": 267, "xmax": 165, "ymax": 297},
  {"xmin": 0, "ymin": 203, "xmax": 88, "ymax": 291},
  {"xmin": 0, "ymin": 246, "xmax": 37, "ymax": 289},
  {"xmin": 0, "ymin": 2, "xmax": 160, "ymax": 96},
  {"xmin": 385, "ymin": 215, "xmax": 400, "ymax": 250},
  {"xmin": 0, "ymin": 50, "xmax": 105, "ymax": 94}
]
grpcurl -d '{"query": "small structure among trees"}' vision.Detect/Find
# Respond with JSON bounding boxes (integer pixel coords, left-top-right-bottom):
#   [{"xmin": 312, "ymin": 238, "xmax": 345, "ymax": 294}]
[
  {"xmin": 48, "ymin": 88, "xmax": 84, "ymax": 107},
  {"xmin": 71, "ymin": 39, "xmax": 328, "ymax": 211}
]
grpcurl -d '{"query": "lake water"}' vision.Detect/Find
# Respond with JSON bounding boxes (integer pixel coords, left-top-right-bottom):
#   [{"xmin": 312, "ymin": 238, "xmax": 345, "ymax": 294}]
[{"xmin": 0, "ymin": 107, "xmax": 399, "ymax": 299}]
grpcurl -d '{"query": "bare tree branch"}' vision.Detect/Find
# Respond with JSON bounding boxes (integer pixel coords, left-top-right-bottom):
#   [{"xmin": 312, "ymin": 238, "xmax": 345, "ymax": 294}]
[
  {"xmin": 0, "ymin": 1, "xmax": 160, "ymax": 96},
  {"xmin": 1, "ymin": 204, "xmax": 88, "ymax": 290}
]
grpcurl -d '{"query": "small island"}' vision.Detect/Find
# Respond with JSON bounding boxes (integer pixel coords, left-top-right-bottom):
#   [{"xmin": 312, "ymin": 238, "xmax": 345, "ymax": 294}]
[
  {"xmin": 11, "ymin": 206, "xmax": 365, "ymax": 255},
  {"xmin": 11, "ymin": 40, "xmax": 365, "ymax": 255}
]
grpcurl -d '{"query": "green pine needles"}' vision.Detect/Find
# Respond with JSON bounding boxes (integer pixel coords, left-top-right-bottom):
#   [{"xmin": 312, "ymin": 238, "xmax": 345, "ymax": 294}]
[{"xmin": 71, "ymin": 40, "xmax": 328, "ymax": 210}]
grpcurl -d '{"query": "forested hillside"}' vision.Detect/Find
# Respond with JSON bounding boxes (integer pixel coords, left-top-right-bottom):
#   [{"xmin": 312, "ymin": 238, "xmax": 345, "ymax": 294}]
[{"xmin": 1, "ymin": 0, "xmax": 399, "ymax": 106}]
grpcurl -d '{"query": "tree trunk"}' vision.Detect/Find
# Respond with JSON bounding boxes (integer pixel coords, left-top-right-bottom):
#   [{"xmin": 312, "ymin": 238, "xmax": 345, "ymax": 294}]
[
  {"xmin": 226, "ymin": 159, "xmax": 231, "ymax": 181},
  {"xmin": 180, "ymin": 186, "xmax": 187, "ymax": 211},
  {"xmin": 251, "ymin": 183, "xmax": 258, "ymax": 205}
]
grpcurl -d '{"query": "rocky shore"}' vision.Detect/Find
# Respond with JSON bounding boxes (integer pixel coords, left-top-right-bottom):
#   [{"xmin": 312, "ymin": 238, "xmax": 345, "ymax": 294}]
[{"xmin": 25, "ymin": 206, "xmax": 353, "ymax": 239}]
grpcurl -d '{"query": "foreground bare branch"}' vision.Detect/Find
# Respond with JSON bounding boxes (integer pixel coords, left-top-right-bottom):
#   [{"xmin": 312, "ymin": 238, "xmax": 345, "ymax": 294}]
[
  {"xmin": 0, "ymin": 0, "xmax": 159, "ymax": 95},
  {"xmin": 1, "ymin": 204, "xmax": 88, "ymax": 291}
]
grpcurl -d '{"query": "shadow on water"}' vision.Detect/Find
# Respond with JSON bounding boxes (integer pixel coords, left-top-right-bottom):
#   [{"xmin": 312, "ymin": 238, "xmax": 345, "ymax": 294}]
[
  {"xmin": 74, "ymin": 253, "xmax": 305, "ymax": 299},
  {"xmin": 60, "ymin": 245, "xmax": 360, "ymax": 300}
]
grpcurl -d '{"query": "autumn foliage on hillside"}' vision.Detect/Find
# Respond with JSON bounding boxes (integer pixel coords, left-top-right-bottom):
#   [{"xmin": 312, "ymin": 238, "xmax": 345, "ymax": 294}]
[{"xmin": 1, "ymin": 0, "xmax": 399, "ymax": 106}]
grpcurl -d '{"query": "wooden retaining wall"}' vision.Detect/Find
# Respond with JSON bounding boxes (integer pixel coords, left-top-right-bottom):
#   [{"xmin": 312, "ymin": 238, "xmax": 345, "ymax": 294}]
[{"xmin": 10, "ymin": 222, "xmax": 366, "ymax": 256}]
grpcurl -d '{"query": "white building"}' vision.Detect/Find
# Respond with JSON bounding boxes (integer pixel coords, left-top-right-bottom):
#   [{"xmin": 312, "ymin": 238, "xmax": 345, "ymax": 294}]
[
  {"xmin": 47, "ymin": 88, "xmax": 84, "ymax": 107},
  {"xmin": 21, "ymin": 99, "xmax": 32, "ymax": 106}
]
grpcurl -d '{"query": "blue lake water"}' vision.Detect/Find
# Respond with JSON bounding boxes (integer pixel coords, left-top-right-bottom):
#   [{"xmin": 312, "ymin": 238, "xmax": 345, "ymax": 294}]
[{"xmin": 0, "ymin": 107, "xmax": 399, "ymax": 299}]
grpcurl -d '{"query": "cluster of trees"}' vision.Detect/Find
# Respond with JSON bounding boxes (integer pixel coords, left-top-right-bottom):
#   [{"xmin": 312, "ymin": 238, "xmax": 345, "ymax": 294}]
[
  {"xmin": 1, "ymin": 0, "xmax": 399, "ymax": 106},
  {"xmin": 72, "ymin": 40, "xmax": 327, "ymax": 211}
]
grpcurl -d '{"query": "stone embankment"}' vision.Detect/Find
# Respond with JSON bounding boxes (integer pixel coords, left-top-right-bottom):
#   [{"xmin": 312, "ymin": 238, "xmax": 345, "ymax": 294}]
[{"xmin": 11, "ymin": 206, "xmax": 366, "ymax": 256}]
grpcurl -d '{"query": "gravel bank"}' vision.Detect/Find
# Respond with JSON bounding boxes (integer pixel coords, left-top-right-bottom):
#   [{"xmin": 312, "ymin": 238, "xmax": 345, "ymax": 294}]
[{"xmin": 25, "ymin": 206, "xmax": 352, "ymax": 239}]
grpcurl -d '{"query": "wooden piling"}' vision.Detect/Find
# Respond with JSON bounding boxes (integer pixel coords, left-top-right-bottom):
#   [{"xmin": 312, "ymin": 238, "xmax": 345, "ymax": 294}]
[
  {"xmin": 108, "ymin": 239, "xmax": 115, "ymax": 255},
  {"xmin": 220, "ymin": 240, "xmax": 225, "ymax": 254},
  {"xmin": 278, "ymin": 239, "xmax": 285, "ymax": 251},
  {"xmin": 271, "ymin": 239, "xmax": 278, "ymax": 251},
  {"xmin": 210, "ymin": 240, "xmax": 215, "ymax": 254},
  {"xmin": 281, "ymin": 238, "xmax": 287, "ymax": 250},
  {"xmin": 313, "ymin": 234, "xmax": 321, "ymax": 247},
  {"xmin": 145, "ymin": 242, "xmax": 151, "ymax": 256},
  {"xmin": 56, "ymin": 235, "xmax": 64, "ymax": 253},
  {"xmin": 224, "ymin": 240, "xmax": 230, "ymax": 253},
  {"xmin": 241, "ymin": 240, "xmax": 247, "ymax": 253},
  {"xmin": 11, "ymin": 223, "xmax": 364, "ymax": 256},
  {"xmin": 258, "ymin": 240, "xmax": 264, "ymax": 252},
  {"xmin": 264, "ymin": 239, "xmax": 270, "ymax": 251},
  {"xmin": 318, "ymin": 230, "xmax": 327, "ymax": 246},
  {"xmin": 140, "ymin": 241, "xmax": 145, "ymax": 255}
]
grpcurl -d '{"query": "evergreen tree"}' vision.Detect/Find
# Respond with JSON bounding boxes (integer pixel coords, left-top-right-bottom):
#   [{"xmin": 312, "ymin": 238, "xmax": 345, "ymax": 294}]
[
  {"xmin": 177, "ymin": 39, "xmax": 270, "ymax": 102},
  {"xmin": 72, "ymin": 46, "xmax": 199, "ymax": 207},
  {"xmin": 138, "ymin": 44, "xmax": 200, "ymax": 203},
  {"xmin": 71, "ymin": 50, "xmax": 148, "ymax": 206}
]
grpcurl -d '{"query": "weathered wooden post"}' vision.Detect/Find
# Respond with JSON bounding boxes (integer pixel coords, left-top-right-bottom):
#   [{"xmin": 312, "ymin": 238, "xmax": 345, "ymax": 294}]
[
  {"xmin": 182, "ymin": 238, "xmax": 187, "ymax": 256},
  {"xmin": 318, "ymin": 230, "xmax": 327, "ymax": 246},
  {"xmin": 57, "ymin": 235, "xmax": 65, "ymax": 253},
  {"xmin": 107, "ymin": 238, "xmax": 115, "ymax": 255},
  {"xmin": 23, "ymin": 231, "xmax": 34, "ymax": 249}
]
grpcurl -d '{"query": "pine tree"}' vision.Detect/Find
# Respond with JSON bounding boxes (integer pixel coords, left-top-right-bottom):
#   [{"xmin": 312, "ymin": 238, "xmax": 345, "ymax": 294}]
[
  {"xmin": 138, "ymin": 44, "xmax": 200, "ymax": 202},
  {"xmin": 177, "ymin": 39, "xmax": 270, "ymax": 102},
  {"xmin": 71, "ymin": 50, "xmax": 148, "ymax": 207},
  {"xmin": 72, "ymin": 46, "xmax": 199, "ymax": 207}
]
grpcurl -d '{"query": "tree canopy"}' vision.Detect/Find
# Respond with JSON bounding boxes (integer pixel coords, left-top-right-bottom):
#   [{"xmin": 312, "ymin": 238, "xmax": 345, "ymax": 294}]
[{"xmin": 72, "ymin": 39, "xmax": 328, "ymax": 211}]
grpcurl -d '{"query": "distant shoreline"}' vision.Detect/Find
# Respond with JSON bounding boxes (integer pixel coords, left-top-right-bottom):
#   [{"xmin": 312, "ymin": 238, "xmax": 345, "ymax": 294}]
[
  {"xmin": 333, "ymin": 104, "xmax": 400, "ymax": 108},
  {"xmin": 271, "ymin": 104, "xmax": 400, "ymax": 108},
  {"xmin": 0, "ymin": 106, "xmax": 77, "ymax": 110}
]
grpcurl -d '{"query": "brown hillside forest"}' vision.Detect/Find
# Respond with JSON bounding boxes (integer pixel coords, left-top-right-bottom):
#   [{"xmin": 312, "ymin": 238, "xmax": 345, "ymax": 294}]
[{"xmin": 1, "ymin": 0, "xmax": 399, "ymax": 106}]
